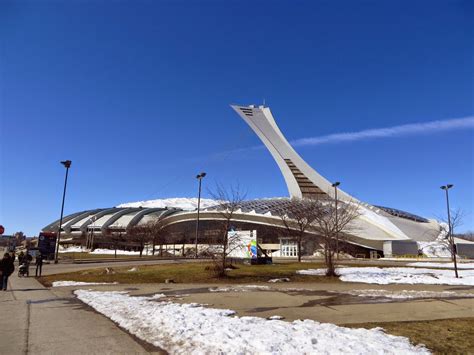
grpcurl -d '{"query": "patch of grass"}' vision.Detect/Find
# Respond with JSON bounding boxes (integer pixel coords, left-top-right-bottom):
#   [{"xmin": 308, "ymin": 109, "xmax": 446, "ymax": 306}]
[
  {"xmin": 38, "ymin": 262, "xmax": 332, "ymax": 286},
  {"xmin": 59, "ymin": 253, "xmax": 157, "ymax": 260},
  {"xmin": 348, "ymin": 318, "xmax": 474, "ymax": 354}
]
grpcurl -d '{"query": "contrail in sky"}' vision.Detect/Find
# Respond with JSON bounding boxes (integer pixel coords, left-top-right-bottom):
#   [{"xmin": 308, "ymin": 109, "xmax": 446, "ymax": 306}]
[
  {"xmin": 290, "ymin": 116, "xmax": 474, "ymax": 147},
  {"xmin": 210, "ymin": 116, "xmax": 474, "ymax": 160}
]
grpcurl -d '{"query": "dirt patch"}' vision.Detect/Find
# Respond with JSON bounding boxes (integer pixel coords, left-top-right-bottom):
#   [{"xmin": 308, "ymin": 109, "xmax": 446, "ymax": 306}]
[{"xmin": 347, "ymin": 318, "xmax": 474, "ymax": 354}]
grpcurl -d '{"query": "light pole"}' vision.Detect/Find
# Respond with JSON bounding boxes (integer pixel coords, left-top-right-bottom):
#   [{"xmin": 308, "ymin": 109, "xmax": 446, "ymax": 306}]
[
  {"xmin": 195, "ymin": 172, "xmax": 206, "ymax": 258},
  {"xmin": 54, "ymin": 160, "xmax": 72, "ymax": 264},
  {"xmin": 332, "ymin": 182, "xmax": 341, "ymax": 259},
  {"xmin": 87, "ymin": 216, "xmax": 97, "ymax": 250},
  {"xmin": 440, "ymin": 184, "xmax": 458, "ymax": 278}
]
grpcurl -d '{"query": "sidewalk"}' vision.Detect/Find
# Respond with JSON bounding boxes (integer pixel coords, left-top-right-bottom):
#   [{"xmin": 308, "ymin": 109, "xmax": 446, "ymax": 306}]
[{"xmin": 0, "ymin": 272, "xmax": 160, "ymax": 355}]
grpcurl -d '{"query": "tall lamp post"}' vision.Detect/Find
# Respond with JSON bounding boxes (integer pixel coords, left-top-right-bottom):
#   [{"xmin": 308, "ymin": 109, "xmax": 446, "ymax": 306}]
[
  {"xmin": 87, "ymin": 216, "xmax": 97, "ymax": 250},
  {"xmin": 195, "ymin": 172, "xmax": 206, "ymax": 258},
  {"xmin": 332, "ymin": 182, "xmax": 341, "ymax": 259},
  {"xmin": 54, "ymin": 160, "xmax": 72, "ymax": 264},
  {"xmin": 440, "ymin": 184, "xmax": 458, "ymax": 278}
]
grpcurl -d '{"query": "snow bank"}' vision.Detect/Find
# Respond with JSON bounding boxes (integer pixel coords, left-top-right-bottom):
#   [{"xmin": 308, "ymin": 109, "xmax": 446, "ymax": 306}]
[
  {"xmin": 60, "ymin": 246, "xmax": 160, "ymax": 256},
  {"xmin": 407, "ymin": 262, "xmax": 474, "ymax": 269},
  {"xmin": 209, "ymin": 285, "xmax": 270, "ymax": 292},
  {"xmin": 417, "ymin": 241, "xmax": 451, "ymax": 258},
  {"xmin": 90, "ymin": 249, "xmax": 141, "ymax": 255},
  {"xmin": 417, "ymin": 223, "xmax": 452, "ymax": 258},
  {"xmin": 52, "ymin": 281, "xmax": 117, "ymax": 287},
  {"xmin": 59, "ymin": 246, "xmax": 85, "ymax": 253},
  {"xmin": 332, "ymin": 289, "xmax": 474, "ymax": 299},
  {"xmin": 117, "ymin": 197, "xmax": 219, "ymax": 210},
  {"xmin": 75, "ymin": 290, "xmax": 429, "ymax": 354},
  {"xmin": 297, "ymin": 267, "xmax": 474, "ymax": 286}
]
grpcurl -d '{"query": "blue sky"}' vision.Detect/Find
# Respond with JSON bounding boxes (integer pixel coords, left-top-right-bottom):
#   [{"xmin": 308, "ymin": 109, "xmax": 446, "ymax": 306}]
[{"xmin": 1, "ymin": 0, "xmax": 473, "ymax": 236}]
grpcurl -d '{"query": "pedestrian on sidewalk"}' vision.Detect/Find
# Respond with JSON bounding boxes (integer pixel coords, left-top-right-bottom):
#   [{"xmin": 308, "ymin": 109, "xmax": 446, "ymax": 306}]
[
  {"xmin": 35, "ymin": 253, "xmax": 43, "ymax": 277},
  {"xmin": 18, "ymin": 251, "xmax": 25, "ymax": 265},
  {"xmin": 0, "ymin": 252, "xmax": 15, "ymax": 291}
]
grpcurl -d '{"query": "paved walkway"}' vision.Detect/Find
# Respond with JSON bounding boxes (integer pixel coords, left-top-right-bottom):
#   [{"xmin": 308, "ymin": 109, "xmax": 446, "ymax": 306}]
[
  {"xmin": 0, "ymin": 272, "xmax": 160, "ymax": 355},
  {"xmin": 51, "ymin": 282, "xmax": 474, "ymax": 325}
]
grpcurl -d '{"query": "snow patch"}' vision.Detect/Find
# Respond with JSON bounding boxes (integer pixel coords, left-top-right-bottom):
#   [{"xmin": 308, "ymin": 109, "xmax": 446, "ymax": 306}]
[
  {"xmin": 90, "ymin": 249, "xmax": 140, "ymax": 255},
  {"xmin": 417, "ymin": 223, "xmax": 452, "ymax": 258},
  {"xmin": 117, "ymin": 197, "xmax": 219, "ymax": 210},
  {"xmin": 149, "ymin": 293, "xmax": 167, "ymax": 300},
  {"xmin": 268, "ymin": 278, "xmax": 290, "ymax": 283},
  {"xmin": 417, "ymin": 241, "xmax": 451, "ymax": 258},
  {"xmin": 267, "ymin": 315, "xmax": 285, "ymax": 320},
  {"xmin": 332, "ymin": 289, "xmax": 474, "ymax": 299},
  {"xmin": 297, "ymin": 267, "xmax": 474, "ymax": 285},
  {"xmin": 407, "ymin": 262, "xmax": 474, "ymax": 269},
  {"xmin": 209, "ymin": 285, "xmax": 271, "ymax": 292},
  {"xmin": 59, "ymin": 246, "xmax": 85, "ymax": 253},
  {"xmin": 52, "ymin": 281, "xmax": 117, "ymax": 287},
  {"xmin": 75, "ymin": 290, "xmax": 429, "ymax": 354}
]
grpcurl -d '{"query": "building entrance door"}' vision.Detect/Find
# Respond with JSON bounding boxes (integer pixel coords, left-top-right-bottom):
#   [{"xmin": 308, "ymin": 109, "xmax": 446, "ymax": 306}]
[{"xmin": 280, "ymin": 239, "xmax": 298, "ymax": 257}]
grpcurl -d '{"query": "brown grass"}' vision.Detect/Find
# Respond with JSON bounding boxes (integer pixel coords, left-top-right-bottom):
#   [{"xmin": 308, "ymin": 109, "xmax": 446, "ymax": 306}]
[
  {"xmin": 38, "ymin": 262, "xmax": 334, "ymax": 286},
  {"xmin": 59, "ymin": 252, "xmax": 159, "ymax": 260},
  {"xmin": 348, "ymin": 318, "xmax": 474, "ymax": 354}
]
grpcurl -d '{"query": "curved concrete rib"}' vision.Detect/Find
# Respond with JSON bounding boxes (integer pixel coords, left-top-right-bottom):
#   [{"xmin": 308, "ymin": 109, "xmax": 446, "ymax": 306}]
[
  {"xmin": 63, "ymin": 209, "xmax": 105, "ymax": 233},
  {"xmin": 100, "ymin": 207, "xmax": 143, "ymax": 234},
  {"xmin": 42, "ymin": 210, "xmax": 89, "ymax": 232},
  {"xmin": 78, "ymin": 208, "xmax": 121, "ymax": 234}
]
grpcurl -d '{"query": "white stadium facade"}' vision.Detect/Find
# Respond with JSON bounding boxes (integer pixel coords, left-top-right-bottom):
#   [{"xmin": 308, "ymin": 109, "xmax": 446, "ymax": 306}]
[{"xmin": 42, "ymin": 104, "xmax": 455, "ymax": 258}]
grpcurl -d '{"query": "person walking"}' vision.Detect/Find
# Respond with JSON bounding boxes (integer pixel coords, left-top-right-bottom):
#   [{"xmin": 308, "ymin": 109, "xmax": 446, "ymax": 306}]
[
  {"xmin": 35, "ymin": 253, "xmax": 43, "ymax": 277},
  {"xmin": 0, "ymin": 253, "xmax": 15, "ymax": 291},
  {"xmin": 18, "ymin": 251, "xmax": 25, "ymax": 265}
]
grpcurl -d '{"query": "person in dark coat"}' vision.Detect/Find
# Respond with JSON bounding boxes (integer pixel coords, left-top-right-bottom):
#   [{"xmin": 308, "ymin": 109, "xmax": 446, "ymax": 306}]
[
  {"xmin": 35, "ymin": 253, "xmax": 43, "ymax": 277},
  {"xmin": 0, "ymin": 253, "xmax": 15, "ymax": 291},
  {"xmin": 18, "ymin": 251, "xmax": 25, "ymax": 265}
]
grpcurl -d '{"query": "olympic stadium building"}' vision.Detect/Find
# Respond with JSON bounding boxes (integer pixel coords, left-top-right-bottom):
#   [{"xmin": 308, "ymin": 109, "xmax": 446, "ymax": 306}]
[{"xmin": 42, "ymin": 105, "xmax": 443, "ymax": 258}]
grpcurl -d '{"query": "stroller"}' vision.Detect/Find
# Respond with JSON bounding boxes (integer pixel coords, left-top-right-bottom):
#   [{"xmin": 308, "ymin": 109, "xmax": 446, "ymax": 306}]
[{"xmin": 18, "ymin": 261, "xmax": 29, "ymax": 277}]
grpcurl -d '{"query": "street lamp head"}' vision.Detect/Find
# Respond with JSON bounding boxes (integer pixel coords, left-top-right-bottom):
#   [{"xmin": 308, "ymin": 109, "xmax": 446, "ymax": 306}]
[
  {"xmin": 440, "ymin": 184, "xmax": 454, "ymax": 190},
  {"xmin": 61, "ymin": 160, "xmax": 72, "ymax": 168},
  {"xmin": 196, "ymin": 172, "xmax": 206, "ymax": 179},
  {"xmin": 447, "ymin": 184, "xmax": 454, "ymax": 189},
  {"xmin": 332, "ymin": 181, "xmax": 340, "ymax": 187}
]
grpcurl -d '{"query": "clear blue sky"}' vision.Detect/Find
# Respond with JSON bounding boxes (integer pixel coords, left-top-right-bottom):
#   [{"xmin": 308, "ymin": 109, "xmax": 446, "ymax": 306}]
[{"xmin": 1, "ymin": 0, "xmax": 473, "ymax": 236}]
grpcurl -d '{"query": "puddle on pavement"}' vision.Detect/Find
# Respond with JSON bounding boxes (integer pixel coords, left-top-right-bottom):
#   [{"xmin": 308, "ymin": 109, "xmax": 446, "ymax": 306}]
[
  {"xmin": 138, "ymin": 286, "xmax": 474, "ymax": 309},
  {"xmin": 446, "ymin": 286, "xmax": 474, "ymax": 291}
]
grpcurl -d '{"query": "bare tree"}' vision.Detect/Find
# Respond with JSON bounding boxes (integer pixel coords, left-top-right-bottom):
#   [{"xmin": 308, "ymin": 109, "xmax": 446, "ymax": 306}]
[
  {"xmin": 311, "ymin": 198, "xmax": 360, "ymax": 276},
  {"xmin": 144, "ymin": 219, "xmax": 167, "ymax": 256},
  {"xmin": 208, "ymin": 183, "xmax": 247, "ymax": 277},
  {"xmin": 106, "ymin": 230, "xmax": 125, "ymax": 259},
  {"xmin": 279, "ymin": 198, "xmax": 322, "ymax": 262},
  {"xmin": 439, "ymin": 208, "xmax": 464, "ymax": 278},
  {"xmin": 128, "ymin": 225, "xmax": 148, "ymax": 257}
]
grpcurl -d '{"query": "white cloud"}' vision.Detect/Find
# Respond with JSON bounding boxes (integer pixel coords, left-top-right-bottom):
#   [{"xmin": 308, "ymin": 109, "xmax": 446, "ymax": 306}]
[{"xmin": 290, "ymin": 116, "xmax": 474, "ymax": 147}]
